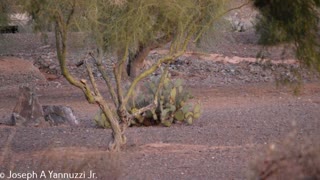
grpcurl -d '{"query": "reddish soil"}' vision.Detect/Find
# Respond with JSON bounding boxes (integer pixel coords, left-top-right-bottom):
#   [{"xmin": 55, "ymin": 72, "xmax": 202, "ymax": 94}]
[{"xmin": 1, "ymin": 78, "xmax": 320, "ymax": 179}]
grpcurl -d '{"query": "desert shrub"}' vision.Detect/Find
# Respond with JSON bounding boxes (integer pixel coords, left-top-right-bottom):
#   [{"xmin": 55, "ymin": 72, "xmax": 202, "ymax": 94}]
[
  {"xmin": 248, "ymin": 133, "xmax": 320, "ymax": 180},
  {"xmin": 94, "ymin": 109, "xmax": 116, "ymax": 129},
  {"xmin": 17, "ymin": 149, "xmax": 120, "ymax": 180},
  {"xmin": 132, "ymin": 72, "xmax": 201, "ymax": 127},
  {"xmin": 252, "ymin": 0, "xmax": 320, "ymax": 72},
  {"xmin": 95, "ymin": 72, "xmax": 201, "ymax": 128},
  {"xmin": 254, "ymin": 15, "xmax": 292, "ymax": 45}
]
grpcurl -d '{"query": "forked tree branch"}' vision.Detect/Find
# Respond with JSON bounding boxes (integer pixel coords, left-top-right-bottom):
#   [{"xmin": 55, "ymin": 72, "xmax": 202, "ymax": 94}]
[
  {"xmin": 114, "ymin": 43, "xmax": 129, "ymax": 106},
  {"xmin": 66, "ymin": 0, "xmax": 76, "ymax": 26},
  {"xmin": 54, "ymin": 9, "xmax": 95, "ymax": 103},
  {"xmin": 89, "ymin": 51, "xmax": 119, "ymax": 107},
  {"xmin": 85, "ymin": 60, "xmax": 102, "ymax": 97},
  {"xmin": 123, "ymin": 30, "xmax": 193, "ymax": 105}
]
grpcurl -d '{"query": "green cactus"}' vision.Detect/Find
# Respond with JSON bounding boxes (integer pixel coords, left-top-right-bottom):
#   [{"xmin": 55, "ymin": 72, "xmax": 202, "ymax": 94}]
[
  {"xmin": 147, "ymin": 72, "xmax": 201, "ymax": 126},
  {"xmin": 170, "ymin": 87, "xmax": 177, "ymax": 103},
  {"xmin": 131, "ymin": 108, "xmax": 144, "ymax": 124},
  {"xmin": 193, "ymin": 103, "xmax": 201, "ymax": 119},
  {"xmin": 162, "ymin": 119, "xmax": 172, "ymax": 127},
  {"xmin": 94, "ymin": 109, "xmax": 112, "ymax": 128},
  {"xmin": 174, "ymin": 110, "xmax": 185, "ymax": 121},
  {"xmin": 95, "ymin": 72, "xmax": 202, "ymax": 128},
  {"xmin": 186, "ymin": 116, "xmax": 193, "ymax": 125}
]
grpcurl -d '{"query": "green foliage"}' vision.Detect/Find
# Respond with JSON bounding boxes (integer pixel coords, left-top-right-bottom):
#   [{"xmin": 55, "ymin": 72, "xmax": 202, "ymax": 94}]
[
  {"xmin": 252, "ymin": 0, "xmax": 320, "ymax": 72},
  {"xmin": 131, "ymin": 72, "xmax": 201, "ymax": 127},
  {"xmin": 22, "ymin": 0, "xmax": 225, "ymax": 150},
  {"xmin": 94, "ymin": 72, "xmax": 202, "ymax": 128},
  {"xmin": 255, "ymin": 16, "xmax": 291, "ymax": 45},
  {"xmin": 0, "ymin": 1, "xmax": 9, "ymax": 25},
  {"xmin": 22, "ymin": 0, "xmax": 83, "ymax": 32},
  {"xmin": 0, "ymin": 0, "xmax": 20, "ymax": 26},
  {"xmin": 84, "ymin": 0, "xmax": 227, "ymax": 53},
  {"xmin": 249, "ymin": 133, "xmax": 320, "ymax": 179},
  {"xmin": 21, "ymin": 0, "xmax": 228, "ymax": 51},
  {"xmin": 94, "ymin": 109, "xmax": 112, "ymax": 129}
]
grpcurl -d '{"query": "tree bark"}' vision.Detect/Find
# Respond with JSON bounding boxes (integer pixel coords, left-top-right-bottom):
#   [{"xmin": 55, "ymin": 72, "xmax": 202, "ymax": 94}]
[
  {"xmin": 99, "ymin": 102, "xmax": 126, "ymax": 152},
  {"xmin": 126, "ymin": 35, "xmax": 173, "ymax": 79},
  {"xmin": 127, "ymin": 45, "xmax": 151, "ymax": 78}
]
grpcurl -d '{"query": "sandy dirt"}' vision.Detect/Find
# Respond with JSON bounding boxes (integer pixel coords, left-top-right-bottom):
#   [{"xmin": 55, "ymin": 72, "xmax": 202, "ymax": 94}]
[{"xmin": 0, "ymin": 76, "xmax": 319, "ymax": 179}]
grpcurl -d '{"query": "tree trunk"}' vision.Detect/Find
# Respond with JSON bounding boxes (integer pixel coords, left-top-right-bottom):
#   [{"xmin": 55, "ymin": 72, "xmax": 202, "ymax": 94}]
[
  {"xmin": 127, "ymin": 45, "xmax": 151, "ymax": 79},
  {"xmin": 127, "ymin": 34, "xmax": 173, "ymax": 79},
  {"xmin": 99, "ymin": 102, "xmax": 126, "ymax": 152},
  {"xmin": 116, "ymin": 49, "xmax": 129, "ymax": 81}
]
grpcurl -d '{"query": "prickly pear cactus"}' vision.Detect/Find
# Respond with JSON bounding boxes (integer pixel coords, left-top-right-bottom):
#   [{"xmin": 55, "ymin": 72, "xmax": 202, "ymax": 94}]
[
  {"xmin": 94, "ymin": 72, "xmax": 202, "ymax": 128},
  {"xmin": 94, "ymin": 109, "xmax": 111, "ymax": 128},
  {"xmin": 94, "ymin": 109, "xmax": 122, "ymax": 128},
  {"xmin": 133, "ymin": 72, "xmax": 201, "ymax": 126}
]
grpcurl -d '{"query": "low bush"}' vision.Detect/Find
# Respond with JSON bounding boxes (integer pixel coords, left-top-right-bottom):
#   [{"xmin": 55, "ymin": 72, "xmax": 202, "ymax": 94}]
[
  {"xmin": 95, "ymin": 72, "xmax": 201, "ymax": 128},
  {"xmin": 248, "ymin": 133, "xmax": 320, "ymax": 180}
]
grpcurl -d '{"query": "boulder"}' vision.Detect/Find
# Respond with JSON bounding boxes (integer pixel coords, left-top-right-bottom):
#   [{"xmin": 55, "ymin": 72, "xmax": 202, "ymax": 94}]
[
  {"xmin": 11, "ymin": 86, "xmax": 79, "ymax": 127},
  {"xmin": 11, "ymin": 86, "xmax": 48, "ymax": 127},
  {"xmin": 43, "ymin": 105, "xmax": 79, "ymax": 126}
]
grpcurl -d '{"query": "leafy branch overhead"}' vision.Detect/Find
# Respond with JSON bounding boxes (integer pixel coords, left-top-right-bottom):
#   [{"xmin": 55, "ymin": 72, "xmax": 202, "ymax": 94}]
[
  {"xmin": 252, "ymin": 0, "xmax": 320, "ymax": 72},
  {"xmin": 87, "ymin": 0, "xmax": 226, "ymax": 52}
]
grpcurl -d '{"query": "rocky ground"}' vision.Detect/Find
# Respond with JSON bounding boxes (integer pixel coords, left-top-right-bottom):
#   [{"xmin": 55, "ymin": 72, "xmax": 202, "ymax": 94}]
[{"xmin": 0, "ymin": 2, "xmax": 320, "ymax": 179}]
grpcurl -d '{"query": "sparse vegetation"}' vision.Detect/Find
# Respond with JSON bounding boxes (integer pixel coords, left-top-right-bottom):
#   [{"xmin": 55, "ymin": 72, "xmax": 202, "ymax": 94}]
[
  {"xmin": 249, "ymin": 132, "xmax": 320, "ymax": 180},
  {"xmin": 2, "ymin": 147, "xmax": 121, "ymax": 180},
  {"xmin": 0, "ymin": 0, "xmax": 319, "ymax": 179},
  {"xmin": 95, "ymin": 71, "xmax": 201, "ymax": 128},
  {"xmin": 252, "ymin": 0, "xmax": 320, "ymax": 72},
  {"xmin": 21, "ymin": 0, "xmax": 230, "ymax": 151}
]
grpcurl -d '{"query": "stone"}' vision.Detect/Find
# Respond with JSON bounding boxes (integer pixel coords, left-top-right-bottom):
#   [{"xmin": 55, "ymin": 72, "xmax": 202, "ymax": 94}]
[
  {"xmin": 11, "ymin": 86, "xmax": 48, "ymax": 127},
  {"xmin": 11, "ymin": 86, "xmax": 78, "ymax": 127},
  {"xmin": 49, "ymin": 64, "xmax": 57, "ymax": 70},
  {"xmin": 42, "ymin": 105, "xmax": 79, "ymax": 126}
]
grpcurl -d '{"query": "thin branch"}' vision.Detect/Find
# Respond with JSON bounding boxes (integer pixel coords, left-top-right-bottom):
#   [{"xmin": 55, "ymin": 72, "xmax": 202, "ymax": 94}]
[
  {"xmin": 66, "ymin": 0, "xmax": 76, "ymax": 26},
  {"xmin": 149, "ymin": 33, "xmax": 173, "ymax": 50},
  {"xmin": 54, "ymin": 12, "xmax": 95, "ymax": 103},
  {"xmin": 115, "ymin": 43, "xmax": 129, "ymax": 106},
  {"xmin": 131, "ymin": 65, "xmax": 169, "ymax": 117},
  {"xmin": 128, "ymin": 34, "xmax": 173, "ymax": 77},
  {"xmin": 124, "ymin": 25, "xmax": 193, "ymax": 105},
  {"xmin": 131, "ymin": 103, "xmax": 156, "ymax": 117},
  {"xmin": 122, "ymin": 4, "xmax": 197, "ymax": 105},
  {"xmin": 90, "ymin": 52, "xmax": 119, "ymax": 107},
  {"xmin": 259, "ymin": 156, "xmax": 287, "ymax": 180},
  {"xmin": 153, "ymin": 65, "xmax": 169, "ymax": 104},
  {"xmin": 123, "ymin": 50, "xmax": 184, "ymax": 104},
  {"xmin": 85, "ymin": 60, "xmax": 101, "ymax": 97}
]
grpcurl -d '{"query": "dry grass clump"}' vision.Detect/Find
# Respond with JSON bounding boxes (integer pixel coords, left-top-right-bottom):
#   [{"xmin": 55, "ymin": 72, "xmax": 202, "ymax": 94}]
[
  {"xmin": 249, "ymin": 132, "xmax": 320, "ymax": 180},
  {"xmin": 1, "ymin": 147, "xmax": 122, "ymax": 180}
]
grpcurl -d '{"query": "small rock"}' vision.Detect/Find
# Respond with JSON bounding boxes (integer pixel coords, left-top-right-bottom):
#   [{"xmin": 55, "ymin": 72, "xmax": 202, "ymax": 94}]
[
  {"xmin": 43, "ymin": 105, "xmax": 79, "ymax": 126},
  {"xmin": 49, "ymin": 64, "xmax": 57, "ymax": 70}
]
